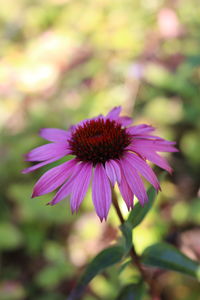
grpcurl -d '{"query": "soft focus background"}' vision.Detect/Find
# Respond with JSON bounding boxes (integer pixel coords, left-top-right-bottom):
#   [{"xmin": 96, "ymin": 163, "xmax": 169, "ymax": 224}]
[{"xmin": 0, "ymin": 0, "xmax": 200, "ymax": 299}]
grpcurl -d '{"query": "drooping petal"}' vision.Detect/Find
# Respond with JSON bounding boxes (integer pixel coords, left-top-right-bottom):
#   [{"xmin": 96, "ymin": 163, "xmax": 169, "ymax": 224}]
[
  {"xmin": 22, "ymin": 156, "xmax": 64, "ymax": 174},
  {"xmin": 117, "ymin": 163, "xmax": 134, "ymax": 209},
  {"xmin": 135, "ymin": 150, "xmax": 173, "ymax": 173},
  {"xmin": 105, "ymin": 159, "xmax": 121, "ymax": 186},
  {"xmin": 126, "ymin": 124, "xmax": 155, "ymax": 135},
  {"xmin": 129, "ymin": 139, "xmax": 178, "ymax": 153},
  {"xmin": 25, "ymin": 143, "xmax": 70, "ymax": 162},
  {"xmin": 120, "ymin": 158, "xmax": 148, "ymax": 205},
  {"xmin": 70, "ymin": 163, "xmax": 92, "ymax": 212},
  {"xmin": 49, "ymin": 162, "xmax": 82, "ymax": 205},
  {"xmin": 106, "ymin": 106, "xmax": 122, "ymax": 120},
  {"xmin": 92, "ymin": 164, "xmax": 111, "ymax": 221},
  {"xmin": 124, "ymin": 152, "xmax": 160, "ymax": 191},
  {"xmin": 32, "ymin": 159, "xmax": 77, "ymax": 197},
  {"xmin": 39, "ymin": 128, "xmax": 70, "ymax": 143}
]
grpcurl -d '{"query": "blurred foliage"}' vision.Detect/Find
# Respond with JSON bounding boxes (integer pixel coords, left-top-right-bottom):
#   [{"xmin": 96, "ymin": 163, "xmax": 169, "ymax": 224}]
[{"xmin": 0, "ymin": 0, "xmax": 200, "ymax": 299}]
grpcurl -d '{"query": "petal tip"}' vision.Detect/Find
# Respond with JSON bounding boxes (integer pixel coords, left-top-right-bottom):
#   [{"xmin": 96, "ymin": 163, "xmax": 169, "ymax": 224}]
[
  {"xmin": 39, "ymin": 128, "xmax": 45, "ymax": 138},
  {"xmin": 156, "ymin": 184, "xmax": 161, "ymax": 192},
  {"xmin": 127, "ymin": 204, "xmax": 134, "ymax": 211},
  {"xmin": 24, "ymin": 154, "xmax": 30, "ymax": 161},
  {"xmin": 71, "ymin": 207, "xmax": 77, "ymax": 214},
  {"xmin": 31, "ymin": 190, "xmax": 38, "ymax": 198},
  {"xmin": 21, "ymin": 168, "xmax": 27, "ymax": 174},
  {"xmin": 47, "ymin": 200, "xmax": 54, "ymax": 206}
]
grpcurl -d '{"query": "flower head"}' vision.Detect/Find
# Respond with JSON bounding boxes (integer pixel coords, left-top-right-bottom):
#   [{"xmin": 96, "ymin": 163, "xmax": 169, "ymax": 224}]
[{"xmin": 23, "ymin": 107, "xmax": 178, "ymax": 221}]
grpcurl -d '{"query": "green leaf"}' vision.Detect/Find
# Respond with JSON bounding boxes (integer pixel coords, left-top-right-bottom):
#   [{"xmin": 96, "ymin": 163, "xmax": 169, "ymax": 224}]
[
  {"xmin": 118, "ymin": 259, "xmax": 132, "ymax": 274},
  {"xmin": 119, "ymin": 186, "xmax": 157, "ymax": 255},
  {"xmin": 68, "ymin": 245, "xmax": 124, "ymax": 300},
  {"xmin": 141, "ymin": 242, "xmax": 200, "ymax": 280},
  {"xmin": 116, "ymin": 282, "xmax": 145, "ymax": 300},
  {"xmin": 120, "ymin": 222, "xmax": 133, "ymax": 254},
  {"xmin": 125, "ymin": 186, "xmax": 157, "ymax": 230}
]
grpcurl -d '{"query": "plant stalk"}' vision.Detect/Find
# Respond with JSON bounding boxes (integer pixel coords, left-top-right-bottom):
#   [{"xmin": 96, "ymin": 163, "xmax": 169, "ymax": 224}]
[{"xmin": 112, "ymin": 190, "xmax": 160, "ymax": 300}]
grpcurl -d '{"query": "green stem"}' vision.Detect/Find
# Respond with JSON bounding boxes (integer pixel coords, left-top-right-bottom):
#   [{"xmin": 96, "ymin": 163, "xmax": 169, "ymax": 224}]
[{"xmin": 112, "ymin": 190, "xmax": 160, "ymax": 300}]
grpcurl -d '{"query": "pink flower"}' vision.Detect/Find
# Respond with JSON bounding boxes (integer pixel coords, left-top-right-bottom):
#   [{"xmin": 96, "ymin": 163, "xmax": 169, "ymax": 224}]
[{"xmin": 23, "ymin": 107, "xmax": 178, "ymax": 221}]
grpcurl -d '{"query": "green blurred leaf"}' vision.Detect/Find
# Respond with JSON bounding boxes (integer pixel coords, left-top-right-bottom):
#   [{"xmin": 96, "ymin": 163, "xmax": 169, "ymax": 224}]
[
  {"xmin": 36, "ymin": 293, "xmax": 64, "ymax": 300},
  {"xmin": 36, "ymin": 264, "xmax": 70, "ymax": 289},
  {"xmin": 8, "ymin": 183, "xmax": 71, "ymax": 224},
  {"xmin": 44, "ymin": 241, "xmax": 66, "ymax": 264},
  {"xmin": 0, "ymin": 281, "xmax": 26, "ymax": 300},
  {"xmin": 145, "ymin": 63, "xmax": 196, "ymax": 98},
  {"xmin": 180, "ymin": 131, "xmax": 200, "ymax": 166},
  {"xmin": 0, "ymin": 223, "xmax": 23, "ymax": 250},
  {"xmin": 186, "ymin": 55, "xmax": 200, "ymax": 67},
  {"xmin": 116, "ymin": 282, "xmax": 145, "ymax": 300},
  {"xmin": 141, "ymin": 242, "xmax": 200, "ymax": 279},
  {"xmin": 22, "ymin": 223, "xmax": 46, "ymax": 255},
  {"xmin": 188, "ymin": 197, "xmax": 200, "ymax": 224},
  {"xmin": 68, "ymin": 245, "xmax": 124, "ymax": 300}
]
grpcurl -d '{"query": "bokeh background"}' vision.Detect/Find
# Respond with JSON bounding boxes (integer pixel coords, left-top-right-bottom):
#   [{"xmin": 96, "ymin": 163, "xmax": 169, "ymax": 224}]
[{"xmin": 0, "ymin": 0, "xmax": 200, "ymax": 299}]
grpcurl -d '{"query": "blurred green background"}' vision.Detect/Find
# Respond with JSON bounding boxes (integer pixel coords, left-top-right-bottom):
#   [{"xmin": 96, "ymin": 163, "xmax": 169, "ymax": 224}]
[{"xmin": 0, "ymin": 0, "xmax": 200, "ymax": 299}]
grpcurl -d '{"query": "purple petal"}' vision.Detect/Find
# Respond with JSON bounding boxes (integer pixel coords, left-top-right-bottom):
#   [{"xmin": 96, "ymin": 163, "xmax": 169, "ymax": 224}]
[
  {"xmin": 70, "ymin": 163, "xmax": 92, "ymax": 212},
  {"xmin": 106, "ymin": 106, "xmax": 122, "ymax": 120},
  {"xmin": 132, "ymin": 135, "xmax": 165, "ymax": 140},
  {"xmin": 129, "ymin": 140, "xmax": 178, "ymax": 153},
  {"xmin": 135, "ymin": 150, "xmax": 173, "ymax": 173},
  {"xmin": 92, "ymin": 164, "xmax": 111, "ymax": 221},
  {"xmin": 126, "ymin": 124, "xmax": 155, "ymax": 135},
  {"xmin": 120, "ymin": 158, "xmax": 148, "ymax": 205},
  {"xmin": 105, "ymin": 159, "xmax": 121, "ymax": 186},
  {"xmin": 124, "ymin": 152, "xmax": 160, "ymax": 191},
  {"xmin": 117, "ymin": 163, "xmax": 134, "ymax": 209},
  {"xmin": 39, "ymin": 128, "xmax": 70, "ymax": 142},
  {"xmin": 49, "ymin": 162, "xmax": 82, "ymax": 205},
  {"xmin": 117, "ymin": 116, "xmax": 133, "ymax": 126},
  {"xmin": 32, "ymin": 159, "xmax": 77, "ymax": 197},
  {"xmin": 106, "ymin": 107, "xmax": 133, "ymax": 127},
  {"xmin": 25, "ymin": 143, "xmax": 70, "ymax": 162},
  {"xmin": 22, "ymin": 156, "xmax": 64, "ymax": 174}
]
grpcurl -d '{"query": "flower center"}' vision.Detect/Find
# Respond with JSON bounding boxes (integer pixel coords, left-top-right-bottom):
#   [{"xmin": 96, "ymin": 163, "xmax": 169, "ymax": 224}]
[{"xmin": 69, "ymin": 118, "xmax": 131, "ymax": 165}]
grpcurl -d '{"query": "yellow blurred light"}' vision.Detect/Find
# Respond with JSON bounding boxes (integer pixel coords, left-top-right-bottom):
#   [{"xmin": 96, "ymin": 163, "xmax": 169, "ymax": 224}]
[{"xmin": 17, "ymin": 63, "xmax": 58, "ymax": 93}]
